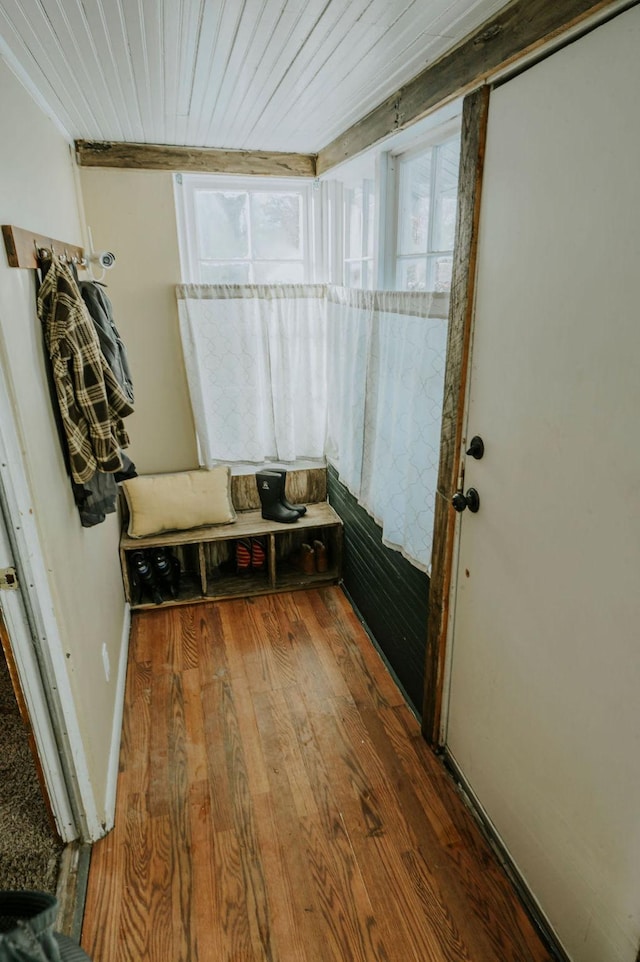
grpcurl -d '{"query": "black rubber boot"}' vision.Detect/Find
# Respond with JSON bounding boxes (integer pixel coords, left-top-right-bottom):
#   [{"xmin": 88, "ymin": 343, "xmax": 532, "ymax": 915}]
[
  {"xmin": 149, "ymin": 547, "xmax": 181, "ymax": 599},
  {"xmin": 256, "ymin": 471, "xmax": 299, "ymax": 523},
  {"xmin": 267, "ymin": 468, "xmax": 307, "ymax": 516},
  {"xmin": 129, "ymin": 550, "xmax": 163, "ymax": 604}
]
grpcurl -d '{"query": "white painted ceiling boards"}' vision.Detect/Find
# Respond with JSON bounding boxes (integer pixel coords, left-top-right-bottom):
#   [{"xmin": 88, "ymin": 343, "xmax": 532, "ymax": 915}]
[{"xmin": 0, "ymin": 0, "xmax": 511, "ymax": 152}]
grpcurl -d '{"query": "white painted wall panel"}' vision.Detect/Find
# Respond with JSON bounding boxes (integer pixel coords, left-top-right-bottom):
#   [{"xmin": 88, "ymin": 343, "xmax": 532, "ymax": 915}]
[{"xmin": 0, "ymin": 56, "xmax": 129, "ymax": 829}]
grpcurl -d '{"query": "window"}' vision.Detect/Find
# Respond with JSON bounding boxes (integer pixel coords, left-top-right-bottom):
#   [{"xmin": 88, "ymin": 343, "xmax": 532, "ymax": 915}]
[
  {"xmin": 343, "ymin": 179, "xmax": 375, "ymax": 289},
  {"xmin": 328, "ymin": 108, "xmax": 461, "ymax": 292},
  {"xmin": 394, "ymin": 134, "xmax": 460, "ymax": 292},
  {"xmin": 175, "ymin": 175, "xmax": 315, "ymax": 284}
]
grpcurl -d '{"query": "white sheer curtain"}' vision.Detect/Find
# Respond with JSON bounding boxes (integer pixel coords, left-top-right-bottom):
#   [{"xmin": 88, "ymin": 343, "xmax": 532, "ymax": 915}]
[
  {"xmin": 176, "ymin": 283, "xmax": 448, "ymax": 572},
  {"xmin": 176, "ymin": 284, "xmax": 327, "ymax": 465},
  {"xmin": 326, "ymin": 288, "xmax": 449, "ymax": 572}
]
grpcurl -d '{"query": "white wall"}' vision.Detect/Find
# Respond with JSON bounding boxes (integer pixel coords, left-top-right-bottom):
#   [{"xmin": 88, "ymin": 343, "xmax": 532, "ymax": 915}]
[
  {"xmin": 79, "ymin": 168, "xmax": 198, "ymax": 474},
  {"xmin": 0, "ymin": 57, "xmax": 129, "ymax": 829}
]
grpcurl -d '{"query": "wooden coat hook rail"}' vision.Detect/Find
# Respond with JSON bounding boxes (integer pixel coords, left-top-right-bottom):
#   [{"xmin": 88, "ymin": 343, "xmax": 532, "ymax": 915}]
[{"xmin": 2, "ymin": 224, "xmax": 86, "ymax": 269}]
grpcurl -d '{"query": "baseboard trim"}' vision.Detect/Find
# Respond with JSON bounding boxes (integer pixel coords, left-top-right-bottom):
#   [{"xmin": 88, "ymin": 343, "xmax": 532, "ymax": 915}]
[
  {"xmin": 103, "ymin": 603, "xmax": 131, "ymax": 833},
  {"xmin": 440, "ymin": 749, "xmax": 571, "ymax": 962}
]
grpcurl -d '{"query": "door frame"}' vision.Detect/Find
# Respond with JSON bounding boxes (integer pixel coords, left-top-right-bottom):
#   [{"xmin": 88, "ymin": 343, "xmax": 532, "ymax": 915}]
[
  {"xmin": 0, "ymin": 359, "xmax": 101, "ymax": 841},
  {"xmin": 0, "ymin": 519, "xmax": 77, "ymax": 841},
  {"xmin": 422, "ymin": 85, "xmax": 490, "ymax": 745}
]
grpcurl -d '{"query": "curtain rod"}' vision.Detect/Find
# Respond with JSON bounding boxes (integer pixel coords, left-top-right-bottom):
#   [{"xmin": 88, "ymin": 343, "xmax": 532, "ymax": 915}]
[{"xmin": 2, "ymin": 225, "xmax": 86, "ymax": 269}]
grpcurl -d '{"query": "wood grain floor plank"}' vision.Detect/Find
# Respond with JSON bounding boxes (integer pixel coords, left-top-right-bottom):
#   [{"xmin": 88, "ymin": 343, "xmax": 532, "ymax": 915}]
[
  {"xmin": 115, "ymin": 793, "xmax": 153, "ymax": 959},
  {"xmin": 299, "ymin": 690, "xmax": 470, "ymax": 962},
  {"xmin": 198, "ymin": 678, "xmax": 235, "ymax": 833},
  {"xmin": 215, "ymin": 670, "xmax": 278, "ymax": 962},
  {"xmin": 303, "ymin": 589, "xmax": 405, "ymax": 709},
  {"xmin": 82, "ymin": 588, "xmax": 555, "ymax": 962},
  {"xmin": 250, "ymin": 791, "xmax": 309, "ymax": 962},
  {"xmin": 165, "ymin": 670, "xmax": 195, "ymax": 958},
  {"xmin": 253, "ymin": 688, "xmax": 318, "ymax": 818},
  {"xmin": 298, "ymin": 808, "xmax": 388, "ymax": 962},
  {"xmin": 117, "ymin": 659, "xmax": 152, "ymax": 802},
  {"xmin": 129, "ymin": 609, "xmax": 160, "ymax": 665},
  {"xmin": 239, "ymin": 596, "xmax": 293, "ymax": 695},
  {"xmin": 275, "ymin": 592, "xmax": 353, "ymax": 700},
  {"xmin": 365, "ymin": 703, "xmax": 553, "ymax": 962},
  {"xmin": 80, "ymin": 828, "xmax": 122, "ymax": 959},
  {"xmin": 250, "ymin": 744, "xmax": 328, "ymax": 962},
  {"xmin": 189, "ymin": 781, "xmax": 225, "ymax": 962},
  {"xmin": 194, "ymin": 602, "xmax": 227, "ymax": 682},
  {"xmin": 178, "ymin": 605, "xmax": 200, "ymax": 671},
  {"xmin": 147, "ymin": 667, "xmax": 171, "ymax": 818},
  {"xmin": 181, "ymin": 667, "xmax": 209, "ymax": 785},
  {"xmin": 251, "ymin": 595, "xmax": 300, "ymax": 690},
  {"xmin": 142, "ymin": 813, "xmax": 175, "ymax": 961}
]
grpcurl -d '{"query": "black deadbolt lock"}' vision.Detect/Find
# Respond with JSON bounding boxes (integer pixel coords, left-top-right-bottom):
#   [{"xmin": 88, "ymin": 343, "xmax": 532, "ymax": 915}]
[{"xmin": 466, "ymin": 436, "xmax": 485, "ymax": 460}]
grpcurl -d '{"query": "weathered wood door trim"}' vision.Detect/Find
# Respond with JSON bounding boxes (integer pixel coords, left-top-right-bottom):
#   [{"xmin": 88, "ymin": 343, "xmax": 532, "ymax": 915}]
[{"xmin": 422, "ymin": 86, "xmax": 490, "ymax": 746}]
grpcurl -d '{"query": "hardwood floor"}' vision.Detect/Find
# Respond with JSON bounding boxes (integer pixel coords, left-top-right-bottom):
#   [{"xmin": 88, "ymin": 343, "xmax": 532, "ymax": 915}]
[{"xmin": 81, "ymin": 587, "xmax": 553, "ymax": 962}]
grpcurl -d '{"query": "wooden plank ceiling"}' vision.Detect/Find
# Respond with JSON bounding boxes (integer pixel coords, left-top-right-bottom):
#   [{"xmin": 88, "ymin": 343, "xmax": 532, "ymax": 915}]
[{"xmin": 0, "ymin": 0, "xmax": 511, "ymax": 155}]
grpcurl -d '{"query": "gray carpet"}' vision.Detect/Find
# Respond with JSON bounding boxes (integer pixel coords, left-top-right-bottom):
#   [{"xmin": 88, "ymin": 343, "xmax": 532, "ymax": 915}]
[{"xmin": 0, "ymin": 650, "xmax": 63, "ymax": 892}]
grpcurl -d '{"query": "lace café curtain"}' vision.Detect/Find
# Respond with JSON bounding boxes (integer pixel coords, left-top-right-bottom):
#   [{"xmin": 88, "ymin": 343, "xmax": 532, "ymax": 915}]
[
  {"xmin": 325, "ymin": 288, "xmax": 449, "ymax": 572},
  {"xmin": 176, "ymin": 283, "xmax": 448, "ymax": 573},
  {"xmin": 176, "ymin": 284, "xmax": 328, "ymax": 465}
]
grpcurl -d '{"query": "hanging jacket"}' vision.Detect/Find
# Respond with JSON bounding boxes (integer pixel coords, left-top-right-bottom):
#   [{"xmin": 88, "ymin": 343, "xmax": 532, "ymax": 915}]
[
  {"xmin": 37, "ymin": 254, "xmax": 134, "ymax": 484},
  {"xmin": 78, "ymin": 281, "xmax": 134, "ymax": 404},
  {"xmin": 72, "ymin": 452, "xmax": 138, "ymax": 527}
]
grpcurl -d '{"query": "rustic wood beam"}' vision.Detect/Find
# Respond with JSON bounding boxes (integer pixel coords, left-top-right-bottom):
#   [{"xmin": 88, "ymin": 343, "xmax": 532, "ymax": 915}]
[
  {"xmin": 75, "ymin": 141, "xmax": 317, "ymax": 178},
  {"xmin": 317, "ymin": 0, "xmax": 631, "ymax": 173},
  {"xmin": 422, "ymin": 86, "xmax": 490, "ymax": 746}
]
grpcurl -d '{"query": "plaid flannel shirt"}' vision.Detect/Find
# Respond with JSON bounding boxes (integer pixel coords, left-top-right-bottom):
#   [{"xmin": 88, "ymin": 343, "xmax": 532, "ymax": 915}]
[{"xmin": 37, "ymin": 255, "xmax": 134, "ymax": 484}]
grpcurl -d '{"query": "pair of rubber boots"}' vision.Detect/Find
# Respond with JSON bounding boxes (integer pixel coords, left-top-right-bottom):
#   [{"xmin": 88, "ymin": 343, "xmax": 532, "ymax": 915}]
[
  {"xmin": 256, "ymin": 469, "xmax": 306, "ymax": 524},
  {"xmin": 129, "ymin": 547, "xmax": 180, "ymax": 605}
]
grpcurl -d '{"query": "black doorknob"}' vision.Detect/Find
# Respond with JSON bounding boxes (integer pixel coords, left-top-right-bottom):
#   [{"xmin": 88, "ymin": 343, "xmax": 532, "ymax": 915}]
[
  {"xmin": 466, "ymin": 436, "xmax": 485, "ymax": 460},
  {"xmin": 452, "ymin": 488, "xmax": 480, "ymax": 513}
]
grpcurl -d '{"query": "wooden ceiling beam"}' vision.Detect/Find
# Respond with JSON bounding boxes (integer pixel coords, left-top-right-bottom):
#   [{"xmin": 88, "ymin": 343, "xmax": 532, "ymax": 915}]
[
  {"xmin": 75, "ymin": 141, "xmax": 317, "ymax": 178},
  {"xmin": 316, "ymin": 0, "xmax": 633, "ymax": 174}
]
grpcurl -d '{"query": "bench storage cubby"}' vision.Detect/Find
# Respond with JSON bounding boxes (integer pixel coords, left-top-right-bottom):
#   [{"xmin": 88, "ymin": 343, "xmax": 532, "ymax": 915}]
[{"xmin": 120, "ymin": 477, "xmax": 343, "ymax": 609}]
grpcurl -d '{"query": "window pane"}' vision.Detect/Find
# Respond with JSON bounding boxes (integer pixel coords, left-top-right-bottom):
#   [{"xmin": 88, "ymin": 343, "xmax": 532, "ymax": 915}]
[
  {"xmin": 345, "ymin": 187, "xmax": 363, "ymax": 260},
  {"xmin": 196, "ymin": 191, "xmax": 248, "ymax": 259},
  {"xmin": 427, "ymin": 254, "xmax": 454, "ymax": 292},
  {"xmin": 432, "ymin": 137, "xmax": 460, "ymax": 252},
  {"xmin": 253, "ymin": 261, "xmax": 304, "ymax": 284},
  {"xmin": 345, "ymin": 261, "xmax": 363, "ymax": 289},
  {"xmin": 200, "ymin": 262, "xmax": 251, "ymax": 284},
  {"xmin": 397, "ymin": 257, "xmax": 427, "ymax": 291},
  {"xmin": 398, "ymin": 150, "xmax": 433, "ymax": 255},
  {"xmin": 251, "ymin": 192, "xmax": 303, "ymax": 259}
]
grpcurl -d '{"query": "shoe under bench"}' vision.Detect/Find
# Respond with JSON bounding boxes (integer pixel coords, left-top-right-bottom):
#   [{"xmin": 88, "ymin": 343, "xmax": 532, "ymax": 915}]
[{"xmin": 120, "ymin": 501, "xmax": 343, "ymax": 610}]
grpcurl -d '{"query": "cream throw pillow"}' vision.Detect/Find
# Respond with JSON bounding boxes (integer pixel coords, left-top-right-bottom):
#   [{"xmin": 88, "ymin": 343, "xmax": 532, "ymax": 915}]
[{"xmin": 122, "ymin": 467, "xmax": 236, "ymax": 538}]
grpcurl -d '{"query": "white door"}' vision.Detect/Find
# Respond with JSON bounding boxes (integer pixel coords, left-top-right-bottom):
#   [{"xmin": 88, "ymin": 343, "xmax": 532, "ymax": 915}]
[{"xmin": 445, "ymin": 9, "xmax": 640, "ymax": 962}]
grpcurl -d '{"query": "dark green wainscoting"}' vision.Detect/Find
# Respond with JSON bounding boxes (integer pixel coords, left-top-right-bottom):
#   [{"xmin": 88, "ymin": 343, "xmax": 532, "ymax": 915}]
[{"xmin": 327, "ymin": 465, "xmax": 429, "ymax": 716}]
